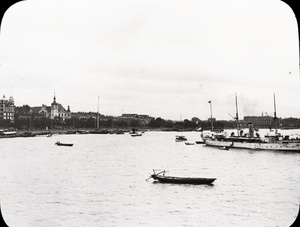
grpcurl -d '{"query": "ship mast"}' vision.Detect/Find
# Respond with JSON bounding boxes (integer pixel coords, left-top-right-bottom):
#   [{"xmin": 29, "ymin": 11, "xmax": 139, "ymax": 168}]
[
  {"xmin": 235, "ymin": 93, "xmax": 239, "ymax": 136},
  {"xmin": 209, "ymin": 100, "xmax": 213, "ymax": 131},
  {"xmin": 273, "ymin": 93, "xmax": 277, "ymax": 134}
]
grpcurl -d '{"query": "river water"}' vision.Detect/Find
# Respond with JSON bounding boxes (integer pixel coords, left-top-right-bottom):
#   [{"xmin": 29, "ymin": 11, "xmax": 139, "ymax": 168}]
[{"xmin": 0, "ymin": 130, "xmax": 299, "ymax": 226}]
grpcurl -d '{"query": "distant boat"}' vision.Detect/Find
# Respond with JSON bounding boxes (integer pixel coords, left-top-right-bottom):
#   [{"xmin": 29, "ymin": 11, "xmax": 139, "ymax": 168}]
[
  {"xmin": 147, "ymin": 170, "xmax": 216, "ymax": 185},
  {"xmin": 55, "ymin": 141, "xmax": 73, "ymax": 146},
  {"xmin": 66, "ymin": 130, "xmax": 77, "ymax": 134},
  {"xmin": 2, "ymin": 130, "xmax": 17, "ymax": 135},
  {"xmin": 115, "ymin": 130, "xmax": 125, "ymax": 134},
  {"xmin": 19, "ymin": 132, "xmax": 36, "ymax": 137},
  {"xmin": 0, "ymin": 130, "xmax": 17, "ymax": 138},
  {"xmin": 175, "ymin": 135, "xmax": 187, "ymax": 142},
  {"xmin": 219, "ymin": 146, "xmax": 230, "ymax": 150},
  {"xmin": 129, "ymin": 128, "xmax": 137, "ymax": 134},
  {"xmin": 185, "ymin": 141, "xmax": 195, "ymax": 145},
  {"xmin": 90, "ymin": 130, "xmax": 109, "ymax": 134},
  {"xmin": 131, "ymin": 133, "xmax": 142, "ymax": 137},
  {"xmin": 76, "ymin": 130, "xmax": 89, "ymax": 134},
  {"xmin": 195, "ymin": 140, "xmax": 205, "ymax": 144}
]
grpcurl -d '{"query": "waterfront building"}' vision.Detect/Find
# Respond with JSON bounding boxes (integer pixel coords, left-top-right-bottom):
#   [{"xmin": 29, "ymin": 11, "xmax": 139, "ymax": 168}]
[
  {"xmin": 118, "ymin": 113, "xmax": 154, "ymax": 126},
  {"xmin": 50, "ymin": 94, "xmax": 71, "ymax": 121},
  {"xmin": 120, "ymin": 114, "xmax": 138, "ymax": 119},
  {"xmin": 243, "ymin": 116, "xmax": 278, "ymax": 128},
  {"xmin": 71, "ymin": 112, "xmax": 99, "ymax": 120},
  {"xmin": 14, "ymin": 95, "xmax": 71, "ymax": 123},
  {"xmin": 0, "ymin": 95, "xmax": 15, "ymax": 123},
  {"xmin": 135, "ymin": 114, "xmax": 155, "ymax": 125},
  {"xmin": 31, "ymin": 104, "xmax": 51, "ymax": 119}
]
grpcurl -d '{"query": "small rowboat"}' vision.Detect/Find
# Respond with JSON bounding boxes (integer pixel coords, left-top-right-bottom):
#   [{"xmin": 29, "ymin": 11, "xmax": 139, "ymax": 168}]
[
  {"xmin": 195, "ymin": 140, "xmax": 205, "ymax": 144},
  {"xmin": 175, "ymin": 135, "xmax": 187, "ymax": 142},
  {"xmin": 131, "ymin": 133, "xmax": 142, "ymax": 137},
  {"xmin": 147, "ymin": 170, "xmax": 216, "ymax": 185},
  {"xmin": 185, "ymin": 141, "xmax": 195, "ymax": 145},
  {"xmin": 55, "ymin": 141, "xmax": 73, "ymax": 147}
]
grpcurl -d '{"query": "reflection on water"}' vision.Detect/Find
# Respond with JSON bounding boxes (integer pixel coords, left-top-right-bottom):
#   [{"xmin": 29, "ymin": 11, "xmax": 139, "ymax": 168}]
[{"xmin": 0, "ymin": 130, "xmax": 299, "ymax": 226}]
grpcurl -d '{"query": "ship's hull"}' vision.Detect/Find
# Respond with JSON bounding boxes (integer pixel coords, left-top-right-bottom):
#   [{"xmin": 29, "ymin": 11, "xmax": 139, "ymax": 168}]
[
  {"xmin": 205, "ymin": 139, "xmax": 300, "ymax": 152},
  {"xmin": 151, "ymin": 174, "xmax": 216, "ymax": 184}
]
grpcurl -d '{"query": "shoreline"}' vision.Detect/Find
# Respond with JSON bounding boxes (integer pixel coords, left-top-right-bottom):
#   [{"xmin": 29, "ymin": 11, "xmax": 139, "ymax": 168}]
[{"xmin": 1, "ymin": 127, "xmax": 300, "ymax": 139}]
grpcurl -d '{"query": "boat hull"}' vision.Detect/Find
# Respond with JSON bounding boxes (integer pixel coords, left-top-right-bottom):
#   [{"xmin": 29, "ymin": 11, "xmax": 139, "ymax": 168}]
[
  {"xmin": 55, "ymin": 142, "xmax": 73, "ymax": 147},
  {"xmin": 195, "ymin": 140, "xmax": 205, "ymax": 144},
  {"xmin": 205, "ymin": 139, "xmax": 300, "ymax": 152},
  {"xmin": 175, "ymin": 135, "xmax": 187, "ymax": 142},
  {"xmin": 131, "ymin": 134, "xmax": 142, "ymax": 137},
  {"xmin": 151, "ymin": 175, "xmax": 216, "ymax": 185}
]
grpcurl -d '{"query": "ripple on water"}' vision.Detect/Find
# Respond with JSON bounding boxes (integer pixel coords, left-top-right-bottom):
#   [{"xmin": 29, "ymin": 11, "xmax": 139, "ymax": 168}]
[{"xmin": 0, "ymin": 131, "xmax": 299, "ymax": 226}]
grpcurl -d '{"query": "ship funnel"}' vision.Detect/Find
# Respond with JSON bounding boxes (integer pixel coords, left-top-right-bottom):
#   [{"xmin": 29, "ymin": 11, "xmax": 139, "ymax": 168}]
[{"xmin": 248, "ymin": 122, "xmax": 254, "ymax": 138}]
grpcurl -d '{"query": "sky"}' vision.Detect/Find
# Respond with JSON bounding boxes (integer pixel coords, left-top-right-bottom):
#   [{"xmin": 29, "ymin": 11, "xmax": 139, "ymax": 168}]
[{"xmin": 0, "ymin": 0, "xmax": 299, "ymax": 121}]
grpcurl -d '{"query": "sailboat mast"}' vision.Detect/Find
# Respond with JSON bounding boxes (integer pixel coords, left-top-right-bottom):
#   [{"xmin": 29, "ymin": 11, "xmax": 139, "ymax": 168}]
[
  {"xmin": 235, "ymin": 93, "xmax": 239, "ymax": 136},
  {"xmin": 209, "ymin": 100, "xmax": 213, "ymax": 131},
  {"xmin": 273, "ymin": 93, "xmax": 277, "ymax": 134}
]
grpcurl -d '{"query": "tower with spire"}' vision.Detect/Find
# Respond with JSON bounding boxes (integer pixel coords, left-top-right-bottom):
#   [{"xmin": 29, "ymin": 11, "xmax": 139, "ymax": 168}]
[
  {"xmin": 51, "ymin": 93, "xmax": 59, "ymax": 119},
  {"xmin": 50, "ymin": 93, "xmax": 71, "ymax": 121}
]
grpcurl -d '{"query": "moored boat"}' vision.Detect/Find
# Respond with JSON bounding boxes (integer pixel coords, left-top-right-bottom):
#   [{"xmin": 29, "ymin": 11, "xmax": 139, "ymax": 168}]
[
  {"xmin": 115, "ymin": 130, "xmax": 125, "ymax": 134},
  {"xmin": 185, "ymin": 141, "xmax": 195, "ymax": 145},
  {"xmin": 76, "ymin": 130, "xmax": 89, "ymax": 134},
  {"xmin": 147, "ymin": 170, "xmax": 216, "ymax": 185},
  {"xmin": 195, "ymin": 140, "xmax": 205, "ymax": 144},
  {"xmin": 55, "ymin": 141, "xmax": 73, "ymax": 146},
  {"xmin": 0, "ymin": 130, "xmax": 17, "ymax": 138},
  {"xmin": 131, "ymin": 133, "xmax": 142, "ymax": 137},
  {"xmin": 204, "ymin": 131, "xmax": 300, "ymax": 152},
  {"xmin": 19, "ymin": 132, "xmax": 36, "ymax": 137},
  {"xmin": 175, "ymin": 135, "xmax": 187, "ymax": 142},
  {"xmin": 204, "ymin": 94, "xmax": 300, "ymax": 152}
]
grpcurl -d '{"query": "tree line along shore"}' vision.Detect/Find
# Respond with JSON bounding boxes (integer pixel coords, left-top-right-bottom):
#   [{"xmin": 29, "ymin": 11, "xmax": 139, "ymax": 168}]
[
  {"xmin": 1, "ymin": 117, "xmax": 300, "ymax": 139},
  {"xmin": 1, "ymin": 115, "xmax": 300, "ymax": 137}
]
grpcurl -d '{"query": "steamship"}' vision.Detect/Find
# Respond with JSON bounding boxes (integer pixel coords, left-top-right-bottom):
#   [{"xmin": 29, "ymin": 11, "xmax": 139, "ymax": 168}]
[{"xmin": 203, "ymin": 94, "xmax": 300, "ymax": 152}]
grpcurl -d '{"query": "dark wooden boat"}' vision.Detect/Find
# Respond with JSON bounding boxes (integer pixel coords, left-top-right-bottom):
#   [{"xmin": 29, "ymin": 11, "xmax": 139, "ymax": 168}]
[
  {"xmin": 175, "ymin": 135, "xmax": 187, "ymax": 142},
  {"xmin": 55, "ymin": 141, "xmax": 73, "ymax": 147},
  {"xmin": 185, "ymin": 141, "xmax": 195, "ymax": 145},
  {"xmin": 148, "ymin": 170, "xmax": 216, "ymax": 185},
  {"xmin": 131, "ymin": 133, "xmax": 142, "ymax": 137},
  {"xmin": 195, "ymin": 140, "xmax": 205, "ymax": 144}
]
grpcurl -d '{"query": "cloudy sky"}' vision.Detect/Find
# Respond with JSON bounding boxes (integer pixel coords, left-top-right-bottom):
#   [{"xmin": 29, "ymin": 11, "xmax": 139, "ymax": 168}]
[{"xmin": 0, "ymin": 0, "xmax": 299, "ymax": 120}]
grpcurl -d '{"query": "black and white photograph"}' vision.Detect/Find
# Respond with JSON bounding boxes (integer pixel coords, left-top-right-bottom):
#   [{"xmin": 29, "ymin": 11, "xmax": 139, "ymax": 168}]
[{"xmin": 0, "ymin": 0, "xmax": 299, "ymax": 226}]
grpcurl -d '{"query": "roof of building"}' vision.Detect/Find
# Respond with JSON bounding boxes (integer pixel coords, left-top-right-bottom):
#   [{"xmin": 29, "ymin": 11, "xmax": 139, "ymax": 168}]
[{"xmin": 121, "ymin": 114, "xmax": 137, "ymax": 118}]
